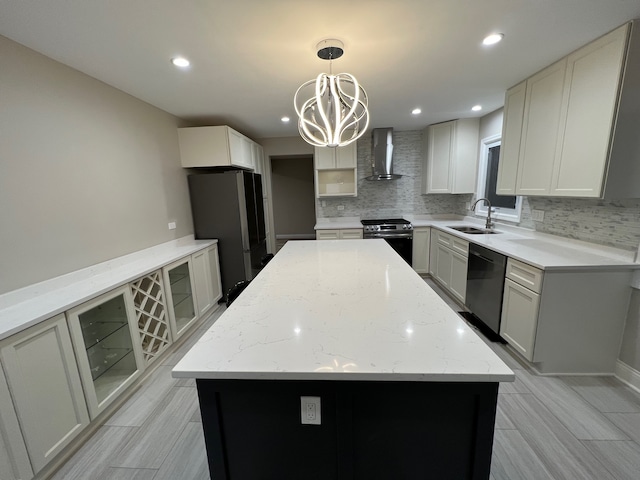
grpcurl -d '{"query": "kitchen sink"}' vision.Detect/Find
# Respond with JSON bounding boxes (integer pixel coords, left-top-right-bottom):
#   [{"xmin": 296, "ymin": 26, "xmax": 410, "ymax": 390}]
[{"xmin": 448, "ymin": 226, "xmax": 500, "ymax": 235}]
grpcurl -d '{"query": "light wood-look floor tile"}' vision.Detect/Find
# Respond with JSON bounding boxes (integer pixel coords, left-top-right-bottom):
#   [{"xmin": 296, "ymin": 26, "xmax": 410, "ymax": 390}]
[
  {"xmin": 494, "ymin": 400, "xmax": 516, "ymax": 430},
  {"xmin": 498, "ymin": 393, "xmax": 617, "ymax": 480},
  {"xmin": 498, "ymin": 373, "xmax": 531, "ymax": 394},
  {"xmin": 154, "ymin": 422, "xmax": 210, "ymax": 480},
  {"xmin": 112, "ymin": 386, "xmax": 199, "ymax": 469},
  {"xmin": 51, "ymin": 426, "xmax": 137, "ymax": 480},
  {"xmin": 563, "ymin": 376, "xmax": 640, "ymax": 413},
  {"xmin": 582, "ymin": 440, "xmax": 640, "ymax": 480},
  {"xmin": 96, "ymin": 467, "xmax": 157, "ymax": 479},
  {"xmin": 515, "ymin": 370, "xmax": 629, "ymax": 440},
  {"xmin": 106, "ymin": 365, "xmax": 177, "ymax": 427},
  {"xmin": 605, "ymin": 413, "xmax": 640, "ymax": 444},
  {"xmin": 491, "ymin": 429, "xmax": 555, "ymax": 480}
]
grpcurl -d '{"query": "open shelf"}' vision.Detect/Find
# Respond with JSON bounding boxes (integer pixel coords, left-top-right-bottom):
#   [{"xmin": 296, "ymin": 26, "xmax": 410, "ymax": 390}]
[{"xmin": 316, "ymin": 169, "xmax": 357, "ymax": 197}]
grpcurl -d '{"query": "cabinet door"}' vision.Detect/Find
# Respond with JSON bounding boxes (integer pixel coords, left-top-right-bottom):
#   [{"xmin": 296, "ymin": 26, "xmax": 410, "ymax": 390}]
[
  {"xmin": 516, "ymin": 60, "xmax": 567, "ymax": 195},
  {"xmin": 0, "ymin": 359, "xmax": 35, "ymax": 480},
  {"xmin": 130, "ymin": 271, "xmax": 172, "ymax": 366},
  {"xmin": 496, "ymin": 81, "xmax": 526, "ymax": 195},
  {"xmin": 434, "ymin": 244, "xmax": 453, "ymax": 289},
  {"xmin": 500, "ymin": 278, "xmax": 540, "ymax": 361},
  {"xmin": 163, "ymin": 257, "xmax": 199, "ymax": 340},
  {"xmin": 425, "ymin": 122, "xmax": 454, "ymax": 193},
  {"xmin": 449, "ymin": 250, "xmax": 468, "ymax": 304},
  {"xmin": 1, "ymin": 314, "xmax": 89, "ymax": 473},
  {"xmin": 551, "ymin": 26, "xmax": 627, "ymax": 197},
  {"xmin": 412, "ymin": 228, "xmax": 431, "ymax": 274},
  {"xmin": 207, "ymin": 244, "xmax": 223, "ymax": 304},
  {"xmin": 316, "ymin": 229, "xmax": 340, "ymax": 240},
  {"xmin": 67, "ymin": 287, "xmax": 144, "ymax": 419},
  {"xmin": 335, "ymin": 143, "xmax": 357, "ymax": 168},
  {"xmin": 192, "ymin": 249, "xmax": 214, "ymax": 316},
  {"xmin": 428, "ymin": 232, "xmax": 438, "ymax": 276},
  {"xmin": 314, "ymin": 147, "xmax": 336, "ymax": 170},
  {"xmin": 228, "ymin": 129, "xmax": 253, "ymax": 170}
]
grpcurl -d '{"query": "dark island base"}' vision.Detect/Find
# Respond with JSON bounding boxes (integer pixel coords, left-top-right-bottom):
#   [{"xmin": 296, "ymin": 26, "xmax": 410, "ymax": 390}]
[{"xmin": 196, "ymin": 379, "xmax": 499, "ymax": 480}]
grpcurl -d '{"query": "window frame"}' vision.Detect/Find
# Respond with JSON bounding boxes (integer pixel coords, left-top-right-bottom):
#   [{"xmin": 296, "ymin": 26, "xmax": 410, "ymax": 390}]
[{"xmin": 475, "ymin": 134, "xmax": 522, "ymax": 223}]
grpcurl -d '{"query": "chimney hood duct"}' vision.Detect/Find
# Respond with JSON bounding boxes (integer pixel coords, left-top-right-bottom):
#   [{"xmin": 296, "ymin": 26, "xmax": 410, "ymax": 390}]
[{"xmin": 366, "ymin": 128, "xmax": 402, "ymax": 180}]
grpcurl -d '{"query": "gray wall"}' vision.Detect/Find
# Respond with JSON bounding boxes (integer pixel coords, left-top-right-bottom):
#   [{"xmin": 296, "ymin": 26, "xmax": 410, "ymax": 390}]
[
  {"xmin": 0, "ymin": 35, "xmax": 193, "ymax": 294},
  {"xmin": 271, "ymin": 157, "xmax": 316, "ymax": 238}
]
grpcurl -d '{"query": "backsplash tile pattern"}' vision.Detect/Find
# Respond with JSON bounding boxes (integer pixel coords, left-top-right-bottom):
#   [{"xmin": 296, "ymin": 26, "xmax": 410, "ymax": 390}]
[
  {"xmin": 316, "ymin": 129, "xmax": 640, "ymax": 252},
  {"xmin": 316, "ymin": 131, "xmax": 469, "ymax": 219}
]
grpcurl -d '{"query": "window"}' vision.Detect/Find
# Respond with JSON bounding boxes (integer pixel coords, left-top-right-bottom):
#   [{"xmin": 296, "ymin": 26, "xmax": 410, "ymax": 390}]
[{"xmin": 475, "ymin": 134, "xmax": 522, "ymax": 222}]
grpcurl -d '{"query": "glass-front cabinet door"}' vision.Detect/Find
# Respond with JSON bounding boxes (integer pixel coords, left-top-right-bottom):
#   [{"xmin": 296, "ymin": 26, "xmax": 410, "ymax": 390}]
[
  {"xmin": 163, "ymin": 257, "xmax": 198, "ymax": 340},
  {"xmin": 67, "ymin": 286, "xmax": 144, "ymax": 419}
]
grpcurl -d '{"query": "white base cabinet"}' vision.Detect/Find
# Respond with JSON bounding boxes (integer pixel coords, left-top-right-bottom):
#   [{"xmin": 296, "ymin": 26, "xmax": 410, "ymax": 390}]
[
  {"xmin": 412, "ymin": 227, "xmax": 431, "ymax": 274},
  {"xmin": 0, "ymin": 366, "xmax": 33, "ymax": 480},
  {"xmin": 163, "ymin": 257, "xmax": 199, "ymax": 340},
  {"xmin": 0, "ymin": 314, "xmax": 89, "ymax": 473},
  {"xmin": 316, "ymin": 229, "xmax": 363, "ymax": 240},
  {"xmin": 429, "ymin": 230, "xmax": 468, "ymax": 304},
  {"xmin": 501, "ymin": 278, "xmax": 540, "ymax": 361}
]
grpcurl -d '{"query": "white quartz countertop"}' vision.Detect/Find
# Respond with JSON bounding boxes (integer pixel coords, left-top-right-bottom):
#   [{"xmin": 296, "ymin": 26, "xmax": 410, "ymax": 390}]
[
  {"xmin": 0, "ymin": 236, "xmax": 217, "ymax": 341},
  {"xmin": 407, "ymin": 216, "xmax": 638, "ymax": 271},
  {"xmin": 314, "ymin": 216, "xmax": 362, "ymax": 230},
  {"xmin": 173, "ymin": 240, "xmax": 514, "ymax": 383}
]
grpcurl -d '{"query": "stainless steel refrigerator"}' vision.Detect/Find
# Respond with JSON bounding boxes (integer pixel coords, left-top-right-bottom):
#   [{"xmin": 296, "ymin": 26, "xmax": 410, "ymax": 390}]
[{"xmin": 188, "ymin": 171, "xmax": 267, "ymax": 298}]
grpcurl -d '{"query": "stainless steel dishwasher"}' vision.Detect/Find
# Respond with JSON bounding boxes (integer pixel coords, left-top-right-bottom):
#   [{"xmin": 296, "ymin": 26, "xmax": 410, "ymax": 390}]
[{"xmin": 465, "ymin": 243, "xmax": 507, "ymax": 339}]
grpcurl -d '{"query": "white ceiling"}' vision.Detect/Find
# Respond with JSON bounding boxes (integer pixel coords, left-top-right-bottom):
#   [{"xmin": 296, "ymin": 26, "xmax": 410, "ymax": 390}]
[{"xmin": 2, "ymin": 0, "xmax": 640, "ymax": 140}]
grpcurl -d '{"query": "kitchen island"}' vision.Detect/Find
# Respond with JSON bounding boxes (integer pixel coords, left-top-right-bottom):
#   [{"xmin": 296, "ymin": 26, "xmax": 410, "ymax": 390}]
[{"xmin": 173, "ymin": 240, "xmax": 514, "ymax": 479}]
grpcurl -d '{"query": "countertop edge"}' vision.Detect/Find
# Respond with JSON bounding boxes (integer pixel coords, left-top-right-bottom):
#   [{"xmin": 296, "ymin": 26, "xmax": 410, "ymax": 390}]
[{"xmin": 0, "ymin": 236, "xmax": 218, "ymax": 341}]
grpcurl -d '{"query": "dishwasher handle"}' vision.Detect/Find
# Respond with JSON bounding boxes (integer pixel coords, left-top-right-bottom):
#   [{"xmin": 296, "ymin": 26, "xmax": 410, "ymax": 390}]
[{"xmin": 468, "ymin": 250, "xmax": 497, "ymax": 264}]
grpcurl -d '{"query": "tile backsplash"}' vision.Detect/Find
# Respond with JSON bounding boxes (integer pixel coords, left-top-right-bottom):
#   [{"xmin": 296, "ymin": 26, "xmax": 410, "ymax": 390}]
[{"xmin": 317, "ymin": 129, "xmax": 640, "ymax": 253}]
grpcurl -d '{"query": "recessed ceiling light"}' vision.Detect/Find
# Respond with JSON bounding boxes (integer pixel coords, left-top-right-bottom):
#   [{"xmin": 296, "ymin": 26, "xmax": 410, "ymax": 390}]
[
  {"xmin": 482, "ymin": 33, "xmax": 504, "ymax": 46},
  {"xmin": 281, "ymin": 116, "xmax": 290, "ymax": 123},
  {"xmin": 171, "ymin": 57, "xmax": 190, "ymax": 68},
  {"xmin": 411, "ymin": 108, "xmax": 422, "ymax": 115},
  {"xmin": 472, "ymin": 105, "xmax": 482, "ymax": 112}
]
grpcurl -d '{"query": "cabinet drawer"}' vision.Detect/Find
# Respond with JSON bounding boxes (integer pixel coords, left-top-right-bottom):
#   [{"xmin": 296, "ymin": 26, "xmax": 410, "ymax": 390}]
[
  {"xmin": 316, "ymin": 229, "xmax": 340, "ymax": 240},
  {"xmin": 434, "ymin": 230, "xmax": 468, "ymax": 257},
  {"xmin": 340, "ymin": 229, "xmax": 363, "ymax": 239},
  {"xmin": 506, "ymin": 258, "xmax": 544, "ymax": 293}
]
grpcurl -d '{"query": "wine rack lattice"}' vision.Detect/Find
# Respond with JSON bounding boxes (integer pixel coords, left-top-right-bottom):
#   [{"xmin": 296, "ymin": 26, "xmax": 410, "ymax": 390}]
[{"xmin": 131, "ymin": 271, "xmax": 171, "ymax": 365}]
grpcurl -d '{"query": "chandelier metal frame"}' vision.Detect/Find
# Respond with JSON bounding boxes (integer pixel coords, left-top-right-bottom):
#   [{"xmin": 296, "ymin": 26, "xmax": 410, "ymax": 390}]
[{"xmin": 294, "ymin": 39, "xmax": 370, "ymax": 148}]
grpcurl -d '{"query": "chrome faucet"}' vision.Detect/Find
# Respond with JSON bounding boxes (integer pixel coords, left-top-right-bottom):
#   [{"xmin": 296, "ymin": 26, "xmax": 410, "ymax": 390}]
[{"xmin": 471, "ymin": 198, "xmax": 495, "ymax": 230}]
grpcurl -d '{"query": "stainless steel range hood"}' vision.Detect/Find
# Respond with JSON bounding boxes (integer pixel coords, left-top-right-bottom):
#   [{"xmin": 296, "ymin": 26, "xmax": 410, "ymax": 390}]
[{"xmin": 365, "ymin": 128, "xmax": 402, "ymax": 181}]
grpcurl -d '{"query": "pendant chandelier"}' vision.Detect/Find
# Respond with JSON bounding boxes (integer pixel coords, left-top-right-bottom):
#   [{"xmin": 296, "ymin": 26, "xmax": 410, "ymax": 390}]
[{"xmin": 294, "ymin": 39, "xmax": 369, "ymax": 148}]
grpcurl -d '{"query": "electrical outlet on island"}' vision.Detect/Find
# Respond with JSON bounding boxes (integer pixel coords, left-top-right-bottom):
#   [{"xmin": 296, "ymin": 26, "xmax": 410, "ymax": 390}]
[{"xmin": 300, "ymin": 396, "xmax": 321, "ymax": 425}]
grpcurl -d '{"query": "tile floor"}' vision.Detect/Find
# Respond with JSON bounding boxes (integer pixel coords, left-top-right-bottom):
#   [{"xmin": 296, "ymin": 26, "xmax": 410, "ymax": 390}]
[{"xmin": 50, "ymin": 279, "xmax": 640, "ymax": 480}]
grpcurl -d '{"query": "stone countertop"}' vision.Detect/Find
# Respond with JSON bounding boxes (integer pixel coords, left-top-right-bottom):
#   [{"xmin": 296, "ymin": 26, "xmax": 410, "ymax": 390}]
[
  {"xmin": 406, "ymin": 215, "xmax": 638, "ymax": 271},
  {"xmin": 314, "ymin": 216, "xmax": 362, "ymax": 230},
  {"xmin": 0, "ymin": 236, "xmax": 218, "ymax": 341},
  {"xmin": 172, "ymin": 240, "xmax": 514, "ymax": 383}
]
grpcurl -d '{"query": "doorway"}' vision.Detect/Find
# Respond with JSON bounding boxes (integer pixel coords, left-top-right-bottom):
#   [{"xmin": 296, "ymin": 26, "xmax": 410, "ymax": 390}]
[{"xmin": 270, "ymin": 156, "xmax": 315, "ymax": 251}]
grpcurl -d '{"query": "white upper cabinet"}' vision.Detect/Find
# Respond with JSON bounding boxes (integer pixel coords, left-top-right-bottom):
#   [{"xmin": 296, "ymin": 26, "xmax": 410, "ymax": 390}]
[
  {"xmin": 497, "ymin": 22, "xmax": 635, "ymax": 198},
  {"xmin": 515, "ymin": 59, "xmax": 567, "ymax": 195},
  {"xmin": 551, "ymin": 25, "xmax": 628, "ymax": 196},
  {"xmin": 178, "ymin": 125, "xmax": 257, "ymax": 170},
  {"xmin": 496, "ymin": 81, "xmax": 526, "ymax": 195},
  {"xmin": 422, "ymin": 118, "xmax": 479, "ymax": 194},
  {"xmin": 314, "ymin": 144, "xmax": 357, "ymax": 170}
]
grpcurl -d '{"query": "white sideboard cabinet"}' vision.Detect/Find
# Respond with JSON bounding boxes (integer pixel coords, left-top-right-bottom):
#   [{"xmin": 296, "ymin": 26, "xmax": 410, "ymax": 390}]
[
  {"xmin": 163, "ymin": 256, "xmax": 199, "ymax": 340},
  {"xmin": 0, "ymin": 314, "xmax": 90, "ymax": 473},
  {"xmin": 192, "ymin": 244, "xmax": 223, "ymax": 318},
  {"xmin": 67, "ymin": 287, "xmax": 145, "ymax": 419},
  {"xmin": 0, "ymin": 366, "xmax": 33, "ymax": 480}
]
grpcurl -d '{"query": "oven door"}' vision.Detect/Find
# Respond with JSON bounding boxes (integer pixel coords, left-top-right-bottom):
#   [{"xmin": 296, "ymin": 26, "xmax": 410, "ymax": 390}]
[{"xmin": 365, "ymin": 233, "xmax": 413, "ymax": 265}]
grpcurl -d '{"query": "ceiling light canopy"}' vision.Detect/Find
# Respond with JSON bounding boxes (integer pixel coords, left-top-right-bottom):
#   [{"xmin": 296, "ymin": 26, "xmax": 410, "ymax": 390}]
[
  {"xmin": 294, "ymin": 39, "xmax": 369, "ymax": 148},
  {"xmin": 482, "ymin": 33, "xmax": 504, "ymax": 46}
]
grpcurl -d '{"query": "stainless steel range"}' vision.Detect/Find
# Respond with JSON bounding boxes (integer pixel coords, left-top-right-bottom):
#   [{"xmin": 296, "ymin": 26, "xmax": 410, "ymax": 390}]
[{"xmin": 361, "ymin": 218, "xmax": 413, "ymax": 264}]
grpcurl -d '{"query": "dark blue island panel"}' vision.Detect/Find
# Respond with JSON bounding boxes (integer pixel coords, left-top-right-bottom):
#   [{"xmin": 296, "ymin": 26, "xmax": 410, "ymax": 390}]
[{"xmin": 196, "ymin": 379, "xmax": 499, "ymax": 480}]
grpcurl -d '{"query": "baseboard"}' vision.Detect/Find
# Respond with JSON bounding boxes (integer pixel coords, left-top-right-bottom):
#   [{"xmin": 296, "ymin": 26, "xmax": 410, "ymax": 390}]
[
  {"xmin": 276, "ymin": 234, "xmax": 316, "ymax": 240},
  {"xmin": 615, "ymin": 360, "xmax": 640, "ymax": 394}
]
